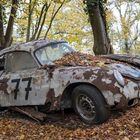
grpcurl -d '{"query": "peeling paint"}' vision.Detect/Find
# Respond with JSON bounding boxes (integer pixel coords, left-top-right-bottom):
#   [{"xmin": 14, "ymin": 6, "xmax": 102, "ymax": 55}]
[
  {"xmin": 102, "ymin": 78, "xmax": 112, "ymax": 84},
  {"xmin": 0, "ymin": 40, "xmax": 139, "ymax": 113}
]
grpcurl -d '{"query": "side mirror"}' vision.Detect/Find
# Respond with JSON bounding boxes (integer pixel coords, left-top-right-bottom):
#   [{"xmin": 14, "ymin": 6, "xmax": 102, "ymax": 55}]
[
  {"xmin": 40, "ymin": 61, "xmax": 56, "ymax": 69},
  {"xmin": 47, "ymin": 62, "xmax": 56, "ymax": 69}
]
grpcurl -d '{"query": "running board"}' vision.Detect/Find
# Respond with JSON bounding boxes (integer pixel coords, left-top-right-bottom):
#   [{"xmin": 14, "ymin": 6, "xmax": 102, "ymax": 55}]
[{"xmin": 11, "ymin": 107, "xmax": 47, "ymax": 123}]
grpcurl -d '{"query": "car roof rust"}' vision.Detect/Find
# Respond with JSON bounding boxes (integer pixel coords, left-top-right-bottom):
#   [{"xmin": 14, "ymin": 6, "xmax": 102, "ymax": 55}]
[{"xmin": 0, "ymin": 39, "xmax": 66, "ymax": 56}]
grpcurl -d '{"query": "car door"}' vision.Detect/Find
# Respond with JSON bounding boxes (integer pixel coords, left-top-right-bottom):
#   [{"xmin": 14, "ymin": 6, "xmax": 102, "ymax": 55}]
[{"xmin": 0, "ymin": 51, "xmax": 50, "ymax": 107}]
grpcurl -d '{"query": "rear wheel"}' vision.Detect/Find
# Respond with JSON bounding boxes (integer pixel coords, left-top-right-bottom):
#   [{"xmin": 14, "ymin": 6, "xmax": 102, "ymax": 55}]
[{"xmin": 72, "ymin": 85, "xmax": 109, "ymax": 124}]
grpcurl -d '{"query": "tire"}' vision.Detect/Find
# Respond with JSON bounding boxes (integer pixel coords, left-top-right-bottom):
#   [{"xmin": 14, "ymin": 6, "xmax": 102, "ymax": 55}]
[{"xmin": 72, "ymin": 85, "xmax": 109, "ymax": 124}]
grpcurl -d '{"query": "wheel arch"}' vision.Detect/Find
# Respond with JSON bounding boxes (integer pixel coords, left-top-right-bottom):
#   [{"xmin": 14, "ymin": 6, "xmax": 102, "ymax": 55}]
[{"xmin": 60, "ymin": 82, "xmax": 107, "ymax": 109}]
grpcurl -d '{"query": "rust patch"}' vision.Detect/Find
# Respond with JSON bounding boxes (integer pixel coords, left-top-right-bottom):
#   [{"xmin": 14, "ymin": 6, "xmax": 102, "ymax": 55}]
[
  {"xmin": 46, "ymin": 88, "xmax": 61, "ymax": 111},
  {"xmin": 83, "ymin": 70, "xmax": 94, "ymax": 80},
  {"xmin": 90, "ymin": 69, "xmax": 117, "ymax": 93},
  {"xmin": 115, "ymin": 95, "xmax": 128, "ymax": 109},
  {"xmin": 0, "ymin": 78, "xmax": 9, "ymax": 94},
  {"xmin": 41, "ymin": 65, "xmax": 57, "ymax": 79}
]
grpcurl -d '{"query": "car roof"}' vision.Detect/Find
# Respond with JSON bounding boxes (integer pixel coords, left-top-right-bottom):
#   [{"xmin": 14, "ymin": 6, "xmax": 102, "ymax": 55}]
[{"xmin": 0, "ymin": 39, "xmax": 66, "ymax": 56}]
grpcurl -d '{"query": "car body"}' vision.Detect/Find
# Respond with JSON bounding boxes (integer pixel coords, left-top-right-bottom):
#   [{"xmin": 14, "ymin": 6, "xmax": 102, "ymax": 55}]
[{"xmin": 0, "ymin": 39, "xmax": 140, "ymax": 124}]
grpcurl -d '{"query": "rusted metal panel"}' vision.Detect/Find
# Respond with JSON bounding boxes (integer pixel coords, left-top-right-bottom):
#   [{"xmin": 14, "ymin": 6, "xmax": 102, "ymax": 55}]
[
  {"xmin": 0, "ymin": 69, "xmax": 50, "ymax": 107},
  {"xmin": 103, "ymin": 54, "xmax": 140, "ymax": 68},
  {"xmin": 44, "ymin": 65, "xmax": 140, "ymax": 110}
]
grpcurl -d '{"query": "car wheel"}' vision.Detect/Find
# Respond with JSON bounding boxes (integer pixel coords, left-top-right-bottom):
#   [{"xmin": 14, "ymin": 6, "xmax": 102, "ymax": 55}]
[{"xmin": 72, "ymin": 85, "xmax": 109, "ymax": 124}]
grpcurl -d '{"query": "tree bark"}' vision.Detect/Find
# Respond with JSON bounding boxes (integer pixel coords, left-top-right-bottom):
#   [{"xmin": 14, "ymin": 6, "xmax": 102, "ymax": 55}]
[
  {"xmin": 5, "ymin": 0, "xmax": 18, "ymax": 48},
  {"xmin": 0, "ymin": 4, "xmax": 5, "ymax": 50},
  {"xmin": 26, "ymin": 0, "xmax": 32, "ymax": 42},
  {"xmin": 85, "ymin": 0, "xmax": 113, "ymax": 55}
]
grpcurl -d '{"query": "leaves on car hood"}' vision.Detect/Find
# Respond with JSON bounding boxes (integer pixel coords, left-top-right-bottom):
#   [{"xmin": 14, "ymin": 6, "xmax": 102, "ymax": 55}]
[
  {"xmin": 53, "ymin": 52, "xmax": 140, "ymax": 80},
  {"xmin": 54, "ymin": 52, "xmax": 117, "ymax": 67}
]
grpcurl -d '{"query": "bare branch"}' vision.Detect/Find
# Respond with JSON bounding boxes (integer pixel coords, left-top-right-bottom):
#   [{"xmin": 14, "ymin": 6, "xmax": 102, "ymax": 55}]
[
  {"xmin": 44, "ymin": 0, "xmax": 66, "ymax": 39},
  {"xmin": 54, "ymin": 31, "xmax": 81, "ymax": 36},
  {"xmin": 30, "ymin": 4, "xmax": 46, "ymax": 40},
  {"xmin": 36, "ymin": 2, "xmax": 51, "ymax": 40}
]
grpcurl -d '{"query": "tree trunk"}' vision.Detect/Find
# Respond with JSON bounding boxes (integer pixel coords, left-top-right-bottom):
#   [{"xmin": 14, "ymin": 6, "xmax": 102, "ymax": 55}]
[
  {"xmin": 5, "ymin": 0, "xmax": 18, "ymax": 48},
  {"xmin": 26, "ymin": 0, "xmax": 32, "ymax": 42},
  {"xmin": 86, "ymin": 1, "xmax": 113, "ymax": 55},
  {"xmin": 124, "ymin": 39, "xmax": 130, "ymax": 53},
  {"xmin": 0, "ymin": 4, "xmax": 5, "ymax": 50}
]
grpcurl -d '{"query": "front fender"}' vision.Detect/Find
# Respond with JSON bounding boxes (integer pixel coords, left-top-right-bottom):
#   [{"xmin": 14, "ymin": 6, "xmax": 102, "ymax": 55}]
[{"xmin": 50, "ymin": 66, "xmax": 125, "ymax": 108}]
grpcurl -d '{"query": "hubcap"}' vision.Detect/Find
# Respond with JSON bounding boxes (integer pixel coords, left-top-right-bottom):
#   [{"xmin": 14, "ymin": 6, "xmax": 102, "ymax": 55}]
[{"xmin": 76, "ymin": 94, "xmax": 96, "ymax": 121}]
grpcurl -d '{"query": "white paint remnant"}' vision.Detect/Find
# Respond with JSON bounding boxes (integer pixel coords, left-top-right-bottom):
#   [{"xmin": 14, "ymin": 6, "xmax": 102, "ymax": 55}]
[
  {"xmin": 102, "ymin": 91, "xmax": 115, "ymax": 105},
  {"xmin": 102, "ymin": 78, "xmax": 112, "ymax": 84}
]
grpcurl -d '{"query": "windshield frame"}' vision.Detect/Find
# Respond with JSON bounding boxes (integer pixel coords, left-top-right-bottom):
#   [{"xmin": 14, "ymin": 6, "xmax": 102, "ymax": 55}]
[{"xmin": 34, "ymin": 41, "xmax": 74, "ymax": 66}]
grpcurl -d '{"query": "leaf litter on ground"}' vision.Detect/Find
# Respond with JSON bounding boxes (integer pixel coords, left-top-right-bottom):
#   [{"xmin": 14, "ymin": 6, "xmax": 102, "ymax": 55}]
[{"xmin": 0, "ymin": 52, "xmax": 140, "ymax": 140}]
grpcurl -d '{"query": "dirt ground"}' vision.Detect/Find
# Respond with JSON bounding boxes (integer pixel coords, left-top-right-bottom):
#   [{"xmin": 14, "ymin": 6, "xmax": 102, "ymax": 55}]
[{"xmin": 0, "ymin": 105, "xmax": 140, "ymax": 140}]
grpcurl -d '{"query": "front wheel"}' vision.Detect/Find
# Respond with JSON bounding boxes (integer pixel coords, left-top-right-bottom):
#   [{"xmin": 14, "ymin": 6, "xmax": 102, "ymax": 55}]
[{"xmin": 72, "ymin": 85, "xmax": 110, "ymax": 124}]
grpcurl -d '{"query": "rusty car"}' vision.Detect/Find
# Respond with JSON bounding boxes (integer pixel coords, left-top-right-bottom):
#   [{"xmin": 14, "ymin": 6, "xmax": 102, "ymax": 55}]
[{"xmin": 0, "ymin": 39, "xmax": 140, "ymax": 124}]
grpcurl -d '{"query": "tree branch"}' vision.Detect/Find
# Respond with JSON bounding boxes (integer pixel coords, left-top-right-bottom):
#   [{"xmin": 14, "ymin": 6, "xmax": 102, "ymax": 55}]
[
  {"xmin": 54, "ymin": 31, "xmax": 81, "ymax": 36},
  {"xmin": 36, "ymin": 2, "xmax": 51, "ymax": 40},
  {"xmin": 30, "ymin": 4, "xmax": 46, "ymax": 40},
  {"xmin": 44, "ymin": 0, "xmax": 65, "ymax": 39}
]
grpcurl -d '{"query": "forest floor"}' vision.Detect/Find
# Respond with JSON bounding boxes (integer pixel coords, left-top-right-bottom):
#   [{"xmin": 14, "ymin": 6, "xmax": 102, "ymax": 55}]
[{"xmin": 0, "ymin": 105, "xmax": 140, "ymax": 140}]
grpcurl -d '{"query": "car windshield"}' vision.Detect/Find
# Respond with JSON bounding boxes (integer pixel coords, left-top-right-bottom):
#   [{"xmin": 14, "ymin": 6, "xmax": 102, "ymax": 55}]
[{"xmin": 35, "ymin": 42, "xmax": 74, "ymax": 65}]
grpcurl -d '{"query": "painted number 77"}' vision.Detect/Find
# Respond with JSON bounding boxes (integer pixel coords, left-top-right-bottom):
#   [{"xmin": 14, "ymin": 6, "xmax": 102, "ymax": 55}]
[{"xmin": 11, "ymin": 77, "xmax": 32, "ymax": 100}]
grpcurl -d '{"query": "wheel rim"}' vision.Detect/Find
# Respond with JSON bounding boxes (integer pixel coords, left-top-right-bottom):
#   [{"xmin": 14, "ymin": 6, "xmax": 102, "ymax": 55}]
[{"xmin": 76, "ymin": 94, "xmax": 96, "ymax": 121}]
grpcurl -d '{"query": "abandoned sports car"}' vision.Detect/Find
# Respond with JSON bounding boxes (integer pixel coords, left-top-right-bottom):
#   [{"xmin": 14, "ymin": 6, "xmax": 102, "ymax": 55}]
[{"xmin": 0, "ymin": 39, "xmax": 140, "ymax": 124}]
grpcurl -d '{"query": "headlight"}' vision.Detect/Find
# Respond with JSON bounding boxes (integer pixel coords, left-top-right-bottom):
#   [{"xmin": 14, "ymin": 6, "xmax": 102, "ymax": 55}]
[{"xmin": 114, "ymin": 70, "xmax": 125, "ymax": 87}]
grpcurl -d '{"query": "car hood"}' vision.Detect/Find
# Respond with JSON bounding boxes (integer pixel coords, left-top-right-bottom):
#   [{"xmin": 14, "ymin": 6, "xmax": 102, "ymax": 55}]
[
  {"xmin": 43, "ymin": 58, "xmax": 140, "ymax": 81},
  {"xmin": 108, "ymin": 63, "xmax": 140, "ymax": 80},
  {"xmin": 56, "ymin": 63, "xmax": 140, "ymax": 81}
]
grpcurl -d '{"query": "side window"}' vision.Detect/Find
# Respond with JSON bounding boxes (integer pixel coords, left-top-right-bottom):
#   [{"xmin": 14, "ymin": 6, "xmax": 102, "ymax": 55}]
[{"xmin": 5, "ymin": 51, "xmax": 38, "ymax": 72}]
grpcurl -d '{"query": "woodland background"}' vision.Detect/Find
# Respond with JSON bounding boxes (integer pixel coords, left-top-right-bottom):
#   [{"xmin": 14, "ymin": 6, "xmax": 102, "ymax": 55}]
[
  {"xmin": 0, "ymin": 1, "xmax": 140, "ymax": 139},
  {"xmin": 0, "ymin": 0, "xmax": 140, "ymax": 55}
]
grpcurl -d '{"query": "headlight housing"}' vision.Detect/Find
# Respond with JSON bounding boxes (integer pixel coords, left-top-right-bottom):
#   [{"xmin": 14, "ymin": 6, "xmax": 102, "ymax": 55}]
[{"xmin": 114, "ymin": 70, "xmax": 125, "ymax": 87}]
